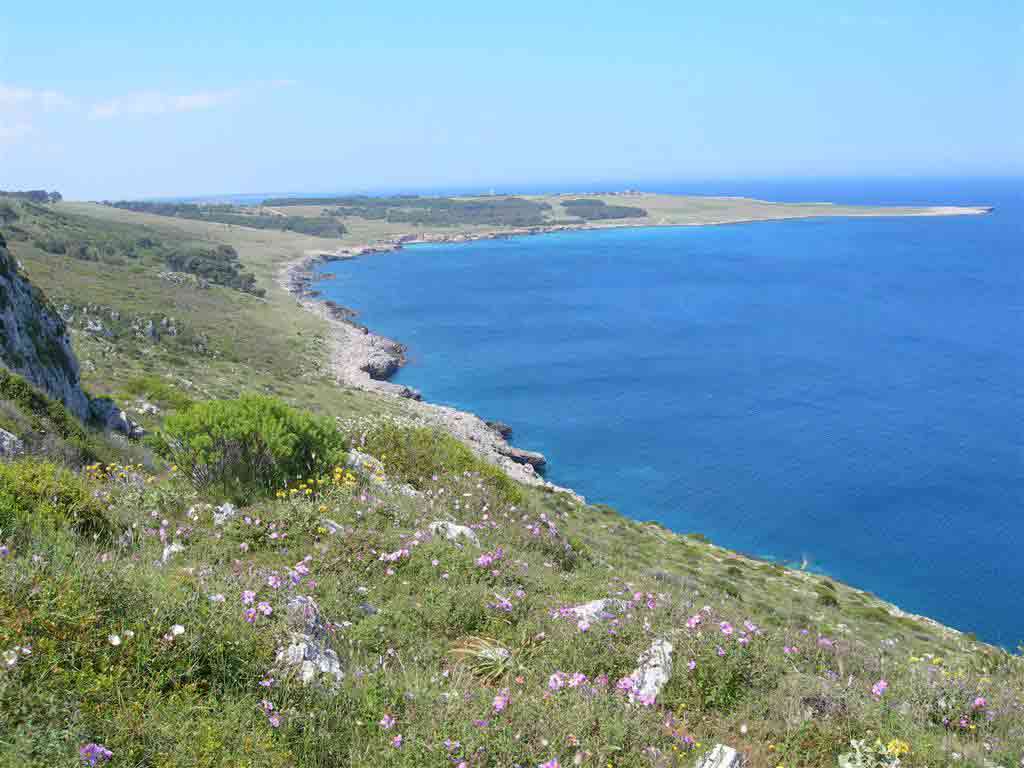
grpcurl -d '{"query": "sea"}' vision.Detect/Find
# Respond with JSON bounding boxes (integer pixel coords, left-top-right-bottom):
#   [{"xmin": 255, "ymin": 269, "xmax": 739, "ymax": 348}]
[{"xmin": 311, "ymin": 178, "xmax": 1023, "ymax": 648}]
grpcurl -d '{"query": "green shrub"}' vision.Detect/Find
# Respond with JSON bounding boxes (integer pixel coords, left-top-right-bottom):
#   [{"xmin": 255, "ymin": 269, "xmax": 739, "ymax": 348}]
[
  {"xmin": 153, "ymin": 394, "xmax": 346, "ymax": 501},
  {"xmin": 0, "ymin": 459, "xmax": 111, "ymax": 544}
]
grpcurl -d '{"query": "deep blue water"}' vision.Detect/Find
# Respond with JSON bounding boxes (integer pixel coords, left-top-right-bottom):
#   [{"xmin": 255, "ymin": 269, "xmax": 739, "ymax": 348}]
[{"xmin": 315, "ymin": 178, "xmax": 1023, "ymax": 647}]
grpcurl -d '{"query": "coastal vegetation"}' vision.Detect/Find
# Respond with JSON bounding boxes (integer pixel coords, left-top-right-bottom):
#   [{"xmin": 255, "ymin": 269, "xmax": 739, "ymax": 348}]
[
  {"xmin": 561, "ymin": 198, "xmax": 648, "ymax": 220},
  {"xmin": 106, "ymin": 200, "xmax": 348, "ymax": 239},
  {"xmin": 299, "ymin": 195, "xmax": 556, "ymax": 227},
  {"xmin": 0, "ymin": 196, "xmax": 1013, "ymax": 768}
]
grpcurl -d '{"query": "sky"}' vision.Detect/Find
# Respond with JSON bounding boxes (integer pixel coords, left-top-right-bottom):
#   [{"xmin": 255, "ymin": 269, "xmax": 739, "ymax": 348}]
[{"xmin": 1, "ymin": 1, "xmax": 1021, "ymax": 200}]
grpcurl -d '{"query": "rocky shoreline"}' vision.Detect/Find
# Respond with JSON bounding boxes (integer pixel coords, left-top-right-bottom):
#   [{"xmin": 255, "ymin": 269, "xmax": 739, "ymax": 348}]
[
  {"xmin": 278, "ymin": 245, "xmax": 575, "ymax": 496},
  {"xmin": 277, "ymin": 202, "xmax": 992, "ymax": 500}
]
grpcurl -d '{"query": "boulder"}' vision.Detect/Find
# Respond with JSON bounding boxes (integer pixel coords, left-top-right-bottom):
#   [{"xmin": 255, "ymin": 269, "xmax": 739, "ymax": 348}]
[
  {"xmin": 0, "ymin": 428, "xmax": 24, "ymax": 458},
  {"xmin": 486, "ymin": 420, "xmax": 513, "ymax": 438},
  {"xmin": 428, "ymin": 520, "xmax": 481, "ymax": 547},
  {"xmin": 89, "ymin": 397, "xmax": 146, "ymax": 438},
  {"xmin": 212, "ymin": 502, "xmax": 237, "ymax": 527},
  {"xmin": 629, "ymin": 638, "xmax": 673, "ymax": 704},
  {"xmin": 499, "ymin": 445, "xmax": 546, "ymax": 472},
  {"xmin": 276, "ymin": 596, "xmax": 344, "ymax": 686},
  {"xmin": 571, "ymin": 598, "xmax": 628, "ymax": 623},
  {"xmin": 695, "ymin": 745, "xmax": 746, "ymax": 768}
]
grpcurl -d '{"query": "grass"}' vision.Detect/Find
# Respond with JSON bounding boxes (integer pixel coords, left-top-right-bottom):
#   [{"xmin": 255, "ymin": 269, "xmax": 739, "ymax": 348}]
[{"xmin": 0, "ymin": 198, "xmax": 1018, "ymax": 767}]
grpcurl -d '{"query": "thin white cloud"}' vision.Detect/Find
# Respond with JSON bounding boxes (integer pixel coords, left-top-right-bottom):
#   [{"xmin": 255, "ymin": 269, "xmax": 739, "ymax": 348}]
[
  {"xmin": 0, "ymin": 120, "xmax": 33, "ymax": 144},
  {"xmin": 88, "ymin": 80, "xmax": 295, "ymax": 120},
  {"xmin": 0, "ymin": 84, "xmax": 72, "ymax": 110}
]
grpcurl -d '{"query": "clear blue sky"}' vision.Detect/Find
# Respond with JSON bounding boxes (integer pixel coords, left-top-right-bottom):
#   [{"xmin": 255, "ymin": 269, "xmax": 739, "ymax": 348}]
[{"xmin": 1, "ymin": 1, "xmax": 1020, "ymax": 199}]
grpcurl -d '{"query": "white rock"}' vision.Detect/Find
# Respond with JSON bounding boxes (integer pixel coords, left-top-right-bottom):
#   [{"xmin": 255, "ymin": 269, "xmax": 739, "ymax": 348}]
[
  {"xmin": 428, "ymin": 520, "xmax": 480, "ymax": 547},
  {"xmin": 0, "ymin": 428, "xmax": 24, "ymax": 458},
  {"xmin": 629, "ymin": 638, "xmax": 674, "ymax": 704},
  {"xmin": 571, "ymin": 598, "xmax": 627, "ymax": 623},
  {"xmin": 161, "ymin": 541, "xmax": 185, "ymax": 563},
  {"xmin": 695, "ymin": 744, "xmax": 746, "ymax": 768},
  {"xmin": 212, "ymin": 502, "xmax": 237, "ymax": 527},
  {"xmin": 275, "ymin": 596, "xmax": 343, "ymax": 686}
]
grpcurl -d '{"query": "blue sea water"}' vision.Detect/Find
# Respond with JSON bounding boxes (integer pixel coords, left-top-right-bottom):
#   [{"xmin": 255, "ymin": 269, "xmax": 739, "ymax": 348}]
[{"xmin": 314, "ymin": 178, "xmax": 1023, "ymax": 647}]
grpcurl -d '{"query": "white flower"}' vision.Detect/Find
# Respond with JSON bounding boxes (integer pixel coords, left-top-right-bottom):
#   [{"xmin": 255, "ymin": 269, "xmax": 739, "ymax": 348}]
[
  {"xmin": 209, "ymin": 593, "xmax": 226, "ymax": 603},
  {"xmin": 170, "ymin": 624, "xmax": 185, "ymax": 636},
  {"xmin": 124, "ymin": 630, "xmax": 135, "ymax": 640},
  {"xmin": 2, "ymin": 650, "xmax": 17, "ymax": 668},
  {"xmin": 108, "ymin": 634, "xmax": 122, "ymax": 646}
]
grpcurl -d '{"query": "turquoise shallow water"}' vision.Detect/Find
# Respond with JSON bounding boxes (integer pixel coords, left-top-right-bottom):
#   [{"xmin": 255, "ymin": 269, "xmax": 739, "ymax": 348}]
[{"xmin": 315, "ymin": 179, "xmax": 1023, "ymax": 647}]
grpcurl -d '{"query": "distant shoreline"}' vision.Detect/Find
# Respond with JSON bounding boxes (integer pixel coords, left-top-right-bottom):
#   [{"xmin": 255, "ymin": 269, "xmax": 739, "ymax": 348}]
[{"xmin": 278, "ymin": 196, "xmax": 990, "ymax": 495}]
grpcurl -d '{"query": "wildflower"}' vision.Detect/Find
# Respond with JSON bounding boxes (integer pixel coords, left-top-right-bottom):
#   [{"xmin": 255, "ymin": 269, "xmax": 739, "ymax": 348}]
[
  {"xmin": 170, "ymin": 624, "xmax": 185, "ymax": 637},
  {"xmin": 473, "ymin": 719, "xmax": 489, "ymax": 727},
  {"xmin": 720, "ymin": 621, "xmax": 734, "ymax": 636},
  {"xmin": 615, "ymin": 676, "xmax": 636, "ymax": 694},
  {"xmin": 686, "ymin": 613, "xmax": 703, "ymax": 629},
  {"xmin": 577, "ymin": 619, "xmax": 590, "ymax": 632},
  {"xmin": 886, "ymin": 739, "xmax": 910, "ymax": 757},
  {"xmin": 973, "ymin": 696, "xmax": 987, "ymax": 709},
  {"xmin": 379, "ymin": 714, "xmax": 396, "ymax": 729},
  {"xmin": 568, "ymin": 673, "xmax": 588, "ymax": 688},
  {"xmin": 244, "ymin": 608, "xmax": 257, "ymax": 623},
  {"xmin": 716, "ymin": 646, "xmax": 726, "ymax": 657},
  {"xmin": 257, "ymin": 601, "xmax": 273, "ymax": 616},
  {"xmin": 259, "ymin": 677, "xmax": 275, "ymax": 687},
  {"xmin": 871, "ymin": 679, "xmax": 889, "ymax": 698},
  {"xmin": 493, "ymin": 689, "xmax": 510, "ymax": 712},
  {"xmin": 539, "ymin": 759, "xmax": 560, "ymax": 768},
  {"xmin": 688, "ymin": 659, "xmax": 697, "ymax": 671},
  {"xmin": 0, "ymin": 545, "xmax": 9, "ymax": 558},
  {"xmin": 107, "ymin": 635, "xmax": 121, "ymax": 646},
  {"xmin": 241, "ymin": 590, "xmax": 256, "ymax": 605},
  {"xmin": 549, "ymin": 672, "xmax": 566, "ymax": 691},
  {"xmin": 267, "ymin": 712, "xmax": 281, "ymax": 728},
  {"xmin": 267, "ymin": 574, "xmax": 282, "ymax": 589},
  {"xmin": 391, "ymin": 734, "xmax": 403, "ymax": 749},
  {"xmin": 209, "ymin": 593, "xmax": 226, "ymax": 603},
  {"xmin": 79, "ymin": 743, "xmax": 113, "ymax": 765}
]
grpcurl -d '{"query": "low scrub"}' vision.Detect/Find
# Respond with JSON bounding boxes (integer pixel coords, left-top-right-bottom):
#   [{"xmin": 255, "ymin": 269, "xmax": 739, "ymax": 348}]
[
  {"xmin": 0, "ymin": 459, "xmax": 111, "ymax": 546},
  {"xmin": 152, "ymin": 394, "xmax": 346, "ymax": 501},
  {"xmin": 351, "ymin": 418, "xmax": 523, "ymax": 504}
]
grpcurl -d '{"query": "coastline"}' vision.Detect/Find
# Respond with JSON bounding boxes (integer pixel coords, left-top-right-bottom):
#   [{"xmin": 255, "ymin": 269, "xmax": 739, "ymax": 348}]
[{"xmin": 277, "ymin": 201, "xmax": 991, "ymax": 502}]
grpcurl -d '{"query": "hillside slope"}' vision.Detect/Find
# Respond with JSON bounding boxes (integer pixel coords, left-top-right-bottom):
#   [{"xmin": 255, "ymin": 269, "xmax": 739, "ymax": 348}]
[{"xmin": 0, "ymin": 203, "xmax": 1020, "ymax": 768}]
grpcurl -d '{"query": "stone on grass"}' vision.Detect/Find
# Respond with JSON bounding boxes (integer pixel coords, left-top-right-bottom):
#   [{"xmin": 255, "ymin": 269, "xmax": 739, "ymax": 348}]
[
  {"xmin": 571, "ymin": 598, "xmax": 627, "ymax": 623},
  {"xmin": 212, "ymin": 503, "xmax": 237, "ymax": 527},
  {"xmin": 695, "ymin": 744, "xmax": 746, "ymax": 768},
  {"xmin": 630, "ymin": 638, "xmax": 673, "ymax": 704},
  {"xmin": 428, "ymin": 520, "xmax": 481, "ymax": 547},
  {"xmin": 276, "ymin": 596, "xmax": 344, "ymax": 686}
]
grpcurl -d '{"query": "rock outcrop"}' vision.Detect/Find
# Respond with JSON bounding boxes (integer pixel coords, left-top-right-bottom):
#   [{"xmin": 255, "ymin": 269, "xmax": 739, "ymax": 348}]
[
  {"xmin": 0, "ymin": 232, "xmax": 90, "ymax": 421},
  {"xmin": 695, "ymin": 745, "xmax": 746, "ymax": 768},
  {"xmin": 628, "ymin": 638, "xmax": 674, "ymax": 704},
  {"xmin": 0, "ymin": 427, "xmax": 24, "ymax": 458},
  {"xmin": 275, "ymin": 596, "xmax": 344, "ymax": 686},
  {"xmin": 428, "ymin": 520, "xmax": 481, "ymax": 547}
]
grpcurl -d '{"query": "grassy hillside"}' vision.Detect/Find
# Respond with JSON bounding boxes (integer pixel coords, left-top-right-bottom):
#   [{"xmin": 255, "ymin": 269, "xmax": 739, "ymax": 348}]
[{"xmin": 0, "ymin": 201, "xmax": 1020, "ymax": 768}]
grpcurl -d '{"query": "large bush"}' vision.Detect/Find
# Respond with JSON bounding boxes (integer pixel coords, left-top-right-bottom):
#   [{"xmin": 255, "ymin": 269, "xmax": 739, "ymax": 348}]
[{"xmin": 153, "ymin": 394, "xmax": 346, "ymax": 501}]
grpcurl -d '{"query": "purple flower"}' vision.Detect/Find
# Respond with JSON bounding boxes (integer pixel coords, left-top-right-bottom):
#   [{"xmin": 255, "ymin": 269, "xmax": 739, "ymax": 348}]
[
  {"xmin": 871, "ymin": 679, "xmax": 889, "ymax": 698},
  {"xmin": 716, "ymin": 646, "xmax": 726, "ymax": 657},
  {"xmin": 241, "ymin": 590, "xmax": 256, "ymax": 605},
  {"xmin": 391, "ymin": 734, "xmax": 403, "ymax": 749},
  {"xmin": 79, "ymin": 743, "xmax": 113, "ymax": 765},
  {"xmin": 719, "ymin": 621, "xmax": 734, "ymax": 636},
  {"xmin": 687, "ymin": 659, "xmax": 697, "ymax": 671},
  {"xmin": 539, "ymin": 759, "xmax": 561, "ymax": 768},
  {"xmin": 973, "ymin": 696, "xmax": 987, "ymax": 709},
  {"xmin": 493, "ymin": 689, "xmax": 510, "ymax": 712},
  {"xmin": 257, "ymin": 601, "xmax": 273, "ymax": 616},
  {"xmin": 380, "ymin": 713, "xmax": 396, "ymax": 729}
]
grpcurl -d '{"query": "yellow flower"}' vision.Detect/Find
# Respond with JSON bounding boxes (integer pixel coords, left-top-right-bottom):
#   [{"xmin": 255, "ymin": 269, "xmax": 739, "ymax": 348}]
[{"xmin": 886, "ymin": 739, "xmax": 910, "ymax": 757}]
